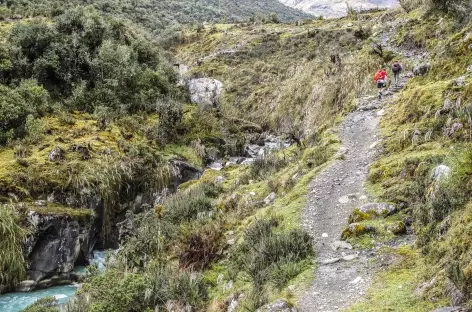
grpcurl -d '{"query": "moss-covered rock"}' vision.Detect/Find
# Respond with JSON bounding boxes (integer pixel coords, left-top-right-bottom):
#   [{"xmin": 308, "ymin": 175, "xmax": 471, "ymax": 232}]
[
  {"xmin": 387, "ymin": 221, "xmax": 407, "ymax": 235},
  {"xmin": 342, "ymin": 223, "xmax": 375, "ymax": 239},
  {"xmin": 348, "ymin": 208, "xmax": 372, "ymax": 224}
]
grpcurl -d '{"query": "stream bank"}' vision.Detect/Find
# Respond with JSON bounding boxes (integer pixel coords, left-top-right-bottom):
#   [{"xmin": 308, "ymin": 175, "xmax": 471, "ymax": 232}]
[{"xmin": 0, "ymin": 251, "xmax": 107, "ymax": 312}]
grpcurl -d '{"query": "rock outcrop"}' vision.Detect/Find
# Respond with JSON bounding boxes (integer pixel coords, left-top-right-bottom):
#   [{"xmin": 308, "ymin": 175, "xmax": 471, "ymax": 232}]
[
  {"xmin": 24, "ymin": 211, "xmax": 95, "ymax": 289},
  {"xmin": 188, "ymin": 78, "xmax": 223, "ymax": 110}
]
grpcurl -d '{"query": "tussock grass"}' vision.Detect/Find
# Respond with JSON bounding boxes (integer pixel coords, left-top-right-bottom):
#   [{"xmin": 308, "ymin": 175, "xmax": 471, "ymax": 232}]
[{"xmin": 0, "ymin": 204, "xmax": 29, "ymax": 285}]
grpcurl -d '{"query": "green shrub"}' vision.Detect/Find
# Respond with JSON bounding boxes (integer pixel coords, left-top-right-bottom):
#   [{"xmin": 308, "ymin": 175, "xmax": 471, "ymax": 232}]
[
  {"xmin": 25, "ymin": 115, "xmax": 45, "ymax": 143},
  {"xmin": 143, "ymin": 264, "xmax": 208, "ymax": 310},
  {"xmin": 249, "ymin": 154, "xmax": 288, "ymax": 180},
  {"xmin": 22, "ymin": 297, "xmax": 59, "ymax": 312},
  {"xmin": 236, "ymin": 218, "xmax": 313, "ymax": 288},
  {"xmin": 0, "ymin": 80, "xmax": 49, "ymax": 143},
  {"xmin": 164, "ymin": 183, "xmax": 218, "ymax": 224},
  {"xmin": 83, "ymin": 270, "xmax": 148, "ymax": 312}
]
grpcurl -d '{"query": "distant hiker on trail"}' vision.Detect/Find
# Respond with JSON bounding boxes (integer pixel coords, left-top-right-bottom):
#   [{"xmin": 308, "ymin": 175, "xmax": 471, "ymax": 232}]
[
  {"xmin": 374, "ymin": 67, "xmax": 387, "ymax": 99},
  {"xmin": 392, "ymin": 61, "xmax": 403, "ymax": 85}
]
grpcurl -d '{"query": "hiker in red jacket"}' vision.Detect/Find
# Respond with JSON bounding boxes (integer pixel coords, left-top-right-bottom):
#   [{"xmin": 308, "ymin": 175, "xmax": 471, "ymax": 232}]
[{"xmin": 374, "ymin": 67, "xmax": 388, "ymax": 100}]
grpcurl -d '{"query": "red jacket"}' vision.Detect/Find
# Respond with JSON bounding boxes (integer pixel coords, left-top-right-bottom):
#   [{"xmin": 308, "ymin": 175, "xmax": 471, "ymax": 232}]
[{"xmin": 374, "ymin": 70, "xmax": 387, "ymax": 82}]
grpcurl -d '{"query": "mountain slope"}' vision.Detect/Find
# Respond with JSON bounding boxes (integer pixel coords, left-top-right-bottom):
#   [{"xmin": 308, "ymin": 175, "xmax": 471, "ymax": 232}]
[
  {"xmin": 4, "ymin": 0, "xmax": 312, "ymax": 31},
  {"xmin": 279, "ymin": 0, "xmax": 399, "ymax": 17}
]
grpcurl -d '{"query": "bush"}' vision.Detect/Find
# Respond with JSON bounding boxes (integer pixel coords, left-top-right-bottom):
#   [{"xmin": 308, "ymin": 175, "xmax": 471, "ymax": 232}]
[
  {"xmin": 144, "ymin": 264, "xmax": 208, "ymax": 310},
  {"xmin": 22, "ymin": 297, "xmax": 59, "ymax": 312},
  {"xmin": 0, "ymin": 80, "xmax": 49, "ymax": 143},
  {"xmin": 236, "ymin": 218, "xmax": 313, "ymax": 288},
  {"xmin": 249, "ymin": 154, "xmax": 288, "ymax": 180},
  {"xmin": 178, "ymin": 221, "xmax": 224, "ymax": 270},
  {"xmin": 164, "ymin": 183, "xmax": 218, "ymax": 224},
  {"xmin": 3, "ymin": 7, "xmax": 180, "ymax": 117},
  {"xmin": 82, "ymin": 270, "xmax": 148, "ymax": 312},
  {"xmin": 25, "ymin": 115, "xmax": 45, "ymax": 143}
]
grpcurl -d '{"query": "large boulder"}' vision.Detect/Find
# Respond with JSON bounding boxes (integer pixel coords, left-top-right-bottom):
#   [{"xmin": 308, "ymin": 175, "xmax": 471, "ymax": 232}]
[
  {"xmin": 188, "ymin": 78, "xmax": 223, "ymax": 110},
  {"xmin": 25, "ymin": 211, "xmax": 95, "ymax": 287}
]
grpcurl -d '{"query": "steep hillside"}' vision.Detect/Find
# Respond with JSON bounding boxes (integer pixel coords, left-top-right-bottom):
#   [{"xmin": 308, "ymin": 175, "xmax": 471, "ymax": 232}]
[
  {"xmin": 178, "ymin": 17, "xmax": 381, "ymax": 138},
  {"xmin": 2, "ymin": 0, "xmax": 472, "ymax": 311},
  {"xmin": 279, "ymin": 0, "xmax": 399, "ymax": 17},
  {"xmin": 2, "ymin": 0, "xmax": 311, "ymax": 40}
]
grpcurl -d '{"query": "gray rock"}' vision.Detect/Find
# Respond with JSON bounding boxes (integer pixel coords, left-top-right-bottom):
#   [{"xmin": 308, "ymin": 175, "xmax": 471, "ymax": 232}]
[
  {"xmin": 330, "ymin": 241, "xmax": 353, "ymax": 251},
  {"xmin": 431, "ymin": 307, "xmax": 466, "ymax": 312},
  {"xmin": 16, "ymin": 280, "xmax": 35, "ymax": 292},
  {"xmin": 432, "ymin": 165, "xmax": 451, "ymax": 182},
  {"xmin": 454, "ymin": 76, "xmax": 466, "ymax": 87},
  {"xmin": 467, "ymin": 65, "xmax": 472, "ymax": 72},
  {"xmin": 256, "ymin": 299, "xmax": 297, "ymax": 312},
  {"xmin": 413, "ymin": 63, "xmax": 431, "ymax": 76},
  {"xmin": 241, "ymin": 158, "xmax": 255, "ymax": 165},
  {"xmin": 264, "ymin": 192, "xmax": 276, "ymax": 204},
  {"xmin": 208, "ymin": 162, "xmax": 223, "ymax": 171},
  {"xmin": 227, "ymin": 157, "xmax": 246, "ymax": 165},
  {"xmin": 446, "ymin": 278, "xmax": 464, "ymax": 306},
  {"xmin": 359, "ymin": 203, "xmax": 396, "ymax": 216},
  {"xmin": 170, "ymin": 160, "xmax": 202, "ymax": 188},
  {"xmin": 246, "ymin": 144, "xmax": 263, "ymax": 158},
  {"xmin": 188, "ymin": 78, "xmax": 223, "ymax": 110},
  {"xmin": 48, "ymin": 146, "xmax": 65, "ymax": 162},
  {"xmin": 342, "ymin": 254, "xmax": 358, "ymax": 261},
  {"xmin": 35, "ymin": 200, "xmax": 47, "ymax": 207},
  {"xmin": 342, "ymin": 223, "xmax": 375, "ymax": 239},
  {"xmin": 26, "ymin": 211, "xmax": 94, "ymax": 285},
  {"xmin": 320, "ymin": 258, "xmax": 341, "ymax": 265},
  {"xmin": 117, "ymin": 210, "xmax": 134, "ymax": 244}
]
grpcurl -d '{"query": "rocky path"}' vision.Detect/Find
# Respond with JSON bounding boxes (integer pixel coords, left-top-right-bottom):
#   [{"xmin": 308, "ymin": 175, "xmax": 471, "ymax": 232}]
[
  {"xmin": 298, "ymin": 96, "xmax": 384, "ymax": 312},
  {"xmin": 298, "ymin": 29, "xmax": 415, "ymax": 310}
]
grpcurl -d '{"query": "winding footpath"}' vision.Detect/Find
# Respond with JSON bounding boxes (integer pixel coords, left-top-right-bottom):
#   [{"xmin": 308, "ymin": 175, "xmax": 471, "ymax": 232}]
[{"xmin": 298, "ymin": 23, "xmax": 426, "ymax": 311}]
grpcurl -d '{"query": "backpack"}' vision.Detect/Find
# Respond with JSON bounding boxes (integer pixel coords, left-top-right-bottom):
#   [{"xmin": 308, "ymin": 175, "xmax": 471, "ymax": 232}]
[
  {"xmin": 374, "ymin": 71, "xmax": 381, "ymax": 82},
  {"xmin": 392, "ymin": 63, "xmax": 402, "ymax": 73}
]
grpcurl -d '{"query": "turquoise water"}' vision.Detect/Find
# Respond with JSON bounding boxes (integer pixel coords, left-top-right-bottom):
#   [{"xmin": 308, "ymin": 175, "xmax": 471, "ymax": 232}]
[
  {"xmin": 0, "ymin": 251, "xmax": 108, "ymax": 312},
  {"xmin": 0, "ymin": 284, "xmax": 79, "ymax": 312}
]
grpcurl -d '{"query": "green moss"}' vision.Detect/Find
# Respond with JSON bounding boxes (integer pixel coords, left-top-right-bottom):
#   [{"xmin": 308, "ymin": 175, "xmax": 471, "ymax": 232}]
[
  {"xmin": 177, "ymin": 179, "xmax": 199, "ymax": 191},
  {"xmin": 163, "ymin": 144, "xmax": 203, "ymax": 168},
  {"xmin": 347, "ymin": 247, "xmax": 446, "ymax": 312},
  {"xmin": 27, "ymin": 203, "xmax": 95, "ymax": 220},
  {"xmin": 348, "ymin": 208, "xmax": 372, "ymax": 224}
]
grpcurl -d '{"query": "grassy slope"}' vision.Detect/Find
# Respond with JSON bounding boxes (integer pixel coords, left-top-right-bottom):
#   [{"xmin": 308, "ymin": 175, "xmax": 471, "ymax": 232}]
[
  {"xmin": 178, "ymin": 17, "xmax": 381, "ymax": 134},
  {"xmin": 347, "ymin": 6, "xmax": 472, "ymax": 310},
  {"xmin": 172, "ymin": 12, "xmax": 409, "ymax": 310}
]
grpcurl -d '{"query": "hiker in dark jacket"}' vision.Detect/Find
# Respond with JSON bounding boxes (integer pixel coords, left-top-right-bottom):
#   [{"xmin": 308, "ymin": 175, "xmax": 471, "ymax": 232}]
[{"xmin": 392, "ymin": 61, "xmax": 403, "ymax": 85}]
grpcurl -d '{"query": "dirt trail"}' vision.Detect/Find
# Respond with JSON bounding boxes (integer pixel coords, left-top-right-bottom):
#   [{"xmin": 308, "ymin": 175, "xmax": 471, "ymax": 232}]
[{"xmin": 298, "ymin": 24, "xmax": 419, "ymax": 311}]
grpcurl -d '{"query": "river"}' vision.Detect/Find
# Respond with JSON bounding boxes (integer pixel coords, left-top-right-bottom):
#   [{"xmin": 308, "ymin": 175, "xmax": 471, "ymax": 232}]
[{"xmin": 0, "ymin": 251, "xmax": 108, "ymax": 312}]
